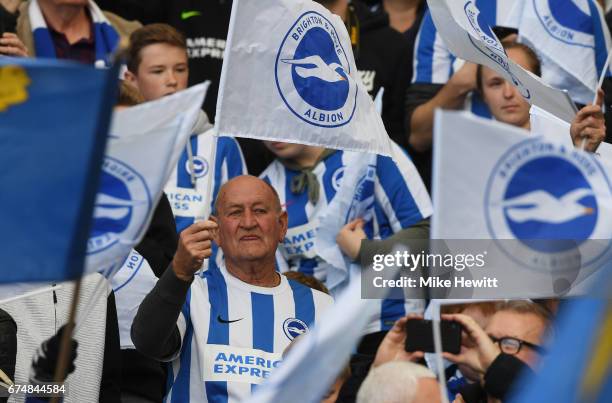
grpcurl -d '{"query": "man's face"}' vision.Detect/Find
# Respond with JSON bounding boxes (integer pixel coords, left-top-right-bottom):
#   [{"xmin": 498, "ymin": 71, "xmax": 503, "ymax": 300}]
[
  {"xmin": 480, "ymin": 48, "xmax": 532, "ymax": 129},
  {"xmin": 214, "ymin": 176, "xmax": 288, "ymax": 265},
  {"xmin": 486, "ymin": 311, "xmax": 547, "ymax": 367},
  {"xmin": 125, "ymin": 43, "xmax": 188, "ymax": 101}
]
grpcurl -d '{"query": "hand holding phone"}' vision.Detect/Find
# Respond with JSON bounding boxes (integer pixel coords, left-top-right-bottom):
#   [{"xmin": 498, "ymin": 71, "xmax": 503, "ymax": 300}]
[
  {"xmin": 440, "ymin": 314, "xmax": 501, "ymax": 375},
  {"xmin": 371, "ymin": 314, "xmax": 427, "ymax": 369}
]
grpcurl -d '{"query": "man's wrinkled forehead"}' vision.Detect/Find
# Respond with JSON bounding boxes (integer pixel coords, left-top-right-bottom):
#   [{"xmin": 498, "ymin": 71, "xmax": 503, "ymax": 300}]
[{"xmin": 214, "ymin": 176, "xmax": 281, "ymax": 213}]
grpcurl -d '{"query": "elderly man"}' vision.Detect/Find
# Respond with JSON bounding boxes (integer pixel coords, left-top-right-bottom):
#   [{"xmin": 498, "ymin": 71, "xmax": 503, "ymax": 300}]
[{"xmin": 131, "ymin": 175, "xmax": 333, "ymax": 402}]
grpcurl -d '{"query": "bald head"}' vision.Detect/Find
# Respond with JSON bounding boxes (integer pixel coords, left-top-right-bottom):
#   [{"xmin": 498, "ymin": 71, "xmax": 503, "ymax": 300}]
[{"xmin": 214, "ymin": 175, "xmax": 282, "ymax": 215}]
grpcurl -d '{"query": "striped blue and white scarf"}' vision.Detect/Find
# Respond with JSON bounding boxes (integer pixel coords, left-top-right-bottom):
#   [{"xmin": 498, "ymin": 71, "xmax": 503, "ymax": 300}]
[{"xmin": 29, "ymin": 0, "xmax": 119, "ymax": 67}]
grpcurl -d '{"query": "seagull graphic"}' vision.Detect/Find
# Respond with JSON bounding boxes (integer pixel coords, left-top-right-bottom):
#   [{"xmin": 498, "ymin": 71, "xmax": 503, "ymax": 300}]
[
  {"xmin": 94, "ymin": 193, "xmax": 142, "ymax": 221},
  {"xmin": 281, "ymin": 55, "xmax": 347, "ymax": 82},
  {"xmin": 287, "ymin": 326, "xmax": 307, "ymax": 336},
  {"xmin": 502, "ymin": 188, "xmax": 595, "ymax": 224}
]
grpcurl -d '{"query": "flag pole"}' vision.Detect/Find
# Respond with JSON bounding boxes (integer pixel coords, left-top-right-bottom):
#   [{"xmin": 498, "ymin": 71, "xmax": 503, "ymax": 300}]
[
  {"xmin": 593, "ymin": 47, "xmax": 612, "ymax": 105},
  {"xmin": 50, "ymin": 277, "xmax": 82, "ymax": 403}
]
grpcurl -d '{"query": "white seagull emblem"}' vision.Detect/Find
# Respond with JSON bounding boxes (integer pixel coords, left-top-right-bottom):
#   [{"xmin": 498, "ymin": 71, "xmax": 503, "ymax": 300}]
[
  {"xmin": 282, "ymin": 55, "xmax": 347, "ymax": 82},
  {"xmin": 94, "ymin": 194, "xmax": 143, "ymax": 220},
  {"xmin": 502, "ymin": 188, "xmax": 595, "ymax": 224}
]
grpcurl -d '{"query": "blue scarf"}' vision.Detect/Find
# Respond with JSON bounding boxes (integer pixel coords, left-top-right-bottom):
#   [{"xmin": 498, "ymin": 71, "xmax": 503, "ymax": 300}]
[{"xmin": 29, "ymin": 0, "xmax": 119, "ymax": 67}]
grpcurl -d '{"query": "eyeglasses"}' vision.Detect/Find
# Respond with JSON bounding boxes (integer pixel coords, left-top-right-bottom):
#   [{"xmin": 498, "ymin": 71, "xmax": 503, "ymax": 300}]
[{"xmin": 489, "ymin": 336, "xmax": 547, "ymax": 355}]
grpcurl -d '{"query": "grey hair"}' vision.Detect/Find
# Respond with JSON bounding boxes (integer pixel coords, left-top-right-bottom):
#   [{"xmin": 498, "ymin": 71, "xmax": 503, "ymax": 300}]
[{"xmin": 356, "ymin": 361, "xmax": 436, "ymax": 403}]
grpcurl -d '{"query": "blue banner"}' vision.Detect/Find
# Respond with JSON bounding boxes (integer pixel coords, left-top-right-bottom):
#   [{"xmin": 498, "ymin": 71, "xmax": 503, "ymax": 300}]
[{"xmin": 0, "ymin": 57, "xmax": 117, "ymax": 283}]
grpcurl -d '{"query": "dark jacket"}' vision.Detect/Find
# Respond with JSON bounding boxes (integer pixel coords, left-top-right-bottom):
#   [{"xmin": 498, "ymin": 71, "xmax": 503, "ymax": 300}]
[
  {"xmin": 351, "ymin": 0, "xmax": 412, "ymax": 145},
  {"xmin": 459, "ymin": 353, "xmax": 535, "ymax": 403}
]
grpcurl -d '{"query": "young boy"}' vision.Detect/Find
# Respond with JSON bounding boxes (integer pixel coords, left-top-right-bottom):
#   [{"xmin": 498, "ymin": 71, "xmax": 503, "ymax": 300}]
[{"xmin": 124, "ymin": 23, "xmax": 246, "ymax": 236}]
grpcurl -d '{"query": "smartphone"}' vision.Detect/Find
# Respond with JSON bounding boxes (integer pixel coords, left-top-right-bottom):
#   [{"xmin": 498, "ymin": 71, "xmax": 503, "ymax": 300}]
[{"xmin": 404, "ymin": 319, "xmax": 462, "ymax": 355}]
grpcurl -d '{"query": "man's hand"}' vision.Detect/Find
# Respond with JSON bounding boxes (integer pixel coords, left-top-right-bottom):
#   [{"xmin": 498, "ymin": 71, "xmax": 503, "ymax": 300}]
[
  {"xmin": 372, "ymin": 314, "xmax": 425, "ymax": 368},
  {"xmin": 336, "ymin": 218, "xmax": 367, "ymax": 261},
  {"xmin": 0, "ymin": 33, "xmax": 28, "ymax": 57},
  {"xmin": 570, "ymin": 89, "xmax": 606, "ymax": 152},
  {"xmin": 441, "ymin": 313, "xmax": 500, "ymax": 376},
  {"xmin": 172, "ymin": 220, "xmax": 218, "ymax": 282}
]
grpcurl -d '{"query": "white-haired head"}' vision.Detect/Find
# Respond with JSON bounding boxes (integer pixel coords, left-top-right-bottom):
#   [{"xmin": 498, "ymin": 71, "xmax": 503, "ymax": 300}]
[{"xmin": 356, "ymin": 361, "xmax": 440, "ymax": 403}]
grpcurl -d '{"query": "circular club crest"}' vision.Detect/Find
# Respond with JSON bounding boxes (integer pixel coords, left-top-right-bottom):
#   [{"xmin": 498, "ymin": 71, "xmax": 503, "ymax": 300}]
[
  {"xmin": 484, "ymin": 139, "xmax": 612, "ymax": 271},
  {"xmin": 331, "ymin": 166, "xmax": 345, "ymax": 191},
  {"xmin": 88, "ymin": 157, "xmax": 152, "ymax": 255},
  {"xmin": 283, "ymin": 318, "xmax": 308, "ymax": 341},
  {"xmin": 185, "ymin": 155, "xmax": 209, "ymax": 178},
  {"xmin": 533, "ymin": 0, "xmax": 594, "ymax": 48},
  {"xmin": 275, "ymin": 11, "xmax": 358, "ymax": 128}
]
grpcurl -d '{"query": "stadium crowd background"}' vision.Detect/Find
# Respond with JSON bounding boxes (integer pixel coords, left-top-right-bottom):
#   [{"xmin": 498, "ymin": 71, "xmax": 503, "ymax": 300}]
[{"xmin": 0, "ymin": 0, "xmax": 610, "ymax": 402}]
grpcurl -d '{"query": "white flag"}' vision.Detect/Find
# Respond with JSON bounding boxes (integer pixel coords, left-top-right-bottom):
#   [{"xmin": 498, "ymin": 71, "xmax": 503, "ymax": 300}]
[
  {"xmin": 428, "ymin": 0, "xmax": 577, "ymax": 123},
  {"xmin": 315, "ymin": 152, "xmax": 377, "ymax": 291},
  {"xmin": 431, "ymin": 110, "xmax": 612, "ymax": 297},
  {"xmin": 85, "ymin": 84, "xmax": 208, "ymax": 276},
  {"xmin": 511, "ymin": 0, "xmax": 612, "ymax": 105},
  {"xmin": 530, "ymin": 104, "xmax": 612, "ymax": 163},
  {"xmin": 215, "ymin": 0, "xmax": 393, "ymax": 156},
  {"xmin": 246, "ymin": 278, "xmax": 379, "ymax": 403},
  {"xmin": 530, "ymin": 104, "xmax": 572, "ymax": 146}
]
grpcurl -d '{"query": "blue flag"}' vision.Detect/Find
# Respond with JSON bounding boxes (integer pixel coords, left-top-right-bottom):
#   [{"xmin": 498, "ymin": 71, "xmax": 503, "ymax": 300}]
[
  {"xmin": 0, "ymin": 58, "xmax": 117, "ymax": 284},
  {"xmin": 511, "ymin": 264, "xmax": 612, "ymax": 403}
]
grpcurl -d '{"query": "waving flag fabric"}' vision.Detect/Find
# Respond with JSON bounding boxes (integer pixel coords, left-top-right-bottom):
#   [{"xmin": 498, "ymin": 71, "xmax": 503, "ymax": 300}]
[
  {"xmin": 428, "ymin": 0, "xmax": 577, "ymax": 122},
  {"xmin": 0, "ymin": 58, "xmax": 116, "ymax": 284},
  {"xmin": 509, "ymin": 0, "xmax": 612, "ymax": 105},
  {"xmin": 85, "ymin": 84, "xmax": 208, "ymax": 277},
  {"xmin": 215, "ymin": 0, "xmax": 393, "ymax": 156},
  {"xmin": 432, "ymin": 110, "xmax": 612, "ymax": 297}
]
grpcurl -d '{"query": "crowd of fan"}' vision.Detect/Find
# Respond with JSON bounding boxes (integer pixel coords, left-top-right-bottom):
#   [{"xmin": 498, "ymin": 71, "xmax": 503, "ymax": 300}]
[{"xmin": 0, "ymin": 0, "xmax": 609, "ymax": 402}]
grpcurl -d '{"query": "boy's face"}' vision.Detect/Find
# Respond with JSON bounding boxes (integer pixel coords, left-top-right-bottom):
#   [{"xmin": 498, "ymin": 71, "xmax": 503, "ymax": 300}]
[{"xmin": 125, "ymin": 43, "xmax": 189, "ymax": 101}]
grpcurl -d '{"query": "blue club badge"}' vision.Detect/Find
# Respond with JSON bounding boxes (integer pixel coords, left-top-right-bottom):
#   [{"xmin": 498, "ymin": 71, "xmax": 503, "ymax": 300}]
[
  {"xmin": 485, "ymin": 138, "xmax": 612, "ymax": 271},
  {"xmin": 275, "ymin": 11, "xmax": 358, "ymax": 128}
]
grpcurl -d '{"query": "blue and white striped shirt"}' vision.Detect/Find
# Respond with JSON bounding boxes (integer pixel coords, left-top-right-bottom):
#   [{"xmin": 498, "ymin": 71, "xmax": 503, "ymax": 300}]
[
  {"xmin": 261, "ymin": 142, "xmax": 432, "ymax": 332},
  {"xmin": 165, "ymin": 130, "xmax": 247, "ymax": 234},
  {"xmin": 164, "ymin": 265, "xmax": 333, "ymax": 402}
]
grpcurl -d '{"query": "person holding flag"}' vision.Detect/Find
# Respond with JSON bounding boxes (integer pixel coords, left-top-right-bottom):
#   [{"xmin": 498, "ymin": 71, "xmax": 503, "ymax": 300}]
[
  {"xmin": 406, "ymin": 0, "xmax": 611, "ymax": 188},
  {"xmin": 476, "ymin": 42, "xmax": 606, "ymax": 152},
  {"xmin": 131, "ymin": 175, "xmax": 333, "ymax": 402}
]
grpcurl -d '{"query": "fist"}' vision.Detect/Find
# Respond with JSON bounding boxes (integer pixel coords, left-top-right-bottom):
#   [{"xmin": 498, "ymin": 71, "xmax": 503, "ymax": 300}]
[
  {"xmin": 570, "ymin": 89, "xmax": 606, "ymax": 153},
  {"xmin": 173, "ymin": 220, "xmax": 218, "ymax": 281},
  {"xmin": 336, "ymin": 218, "xmax": 367, "ymax": 261}
]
